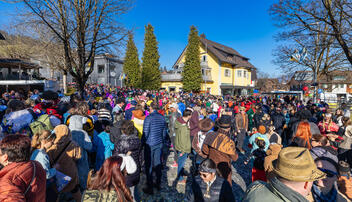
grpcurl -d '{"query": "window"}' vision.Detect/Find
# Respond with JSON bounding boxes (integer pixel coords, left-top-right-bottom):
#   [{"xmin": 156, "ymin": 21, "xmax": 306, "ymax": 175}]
[
  {"xmin": 224, "ymin": 69, "xmax": 231, "ymax": 77},
  {"xmin": 322, "ymin": 84, "xmax": 328, "ymax": 89},
  {"xmin": 243, "ymin": 70, "xmax": 247, "ymax": 79},
  {"xmin": 175, "ymin": 65, "xmax": 179, "ymax": 70},
  {"xmin": 202, "ymin": 69, "xmax": 205, "ymax": 75},
  {"xmin": 202, "ymin": 55, "xmax": 207, "ymax": 62},
  {"xmin": 98, "ymin": 65, "xmax": 105, "ymax": 74},
  {"xmin": 237, "ymin": 70, "xmax": 242, "ymax": 77},
  {"xmin": 340, "ymin": 84, "xmax": 345, "ymax": 88}
]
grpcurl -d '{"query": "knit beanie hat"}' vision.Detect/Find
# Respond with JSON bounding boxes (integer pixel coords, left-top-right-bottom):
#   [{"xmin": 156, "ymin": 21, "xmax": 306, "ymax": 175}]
[{"xmin": 258, "ymin": 125, "xmax": 266, "ymax": 134}]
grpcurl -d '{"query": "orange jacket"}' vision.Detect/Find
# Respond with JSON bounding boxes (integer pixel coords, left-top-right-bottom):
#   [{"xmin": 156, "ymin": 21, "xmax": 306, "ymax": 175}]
[{"xmin": 0, "ymin": 161, "xmax": 46, "ymax": 202}]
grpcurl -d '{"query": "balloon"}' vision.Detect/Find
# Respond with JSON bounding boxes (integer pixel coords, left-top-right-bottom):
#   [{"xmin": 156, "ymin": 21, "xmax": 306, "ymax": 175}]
[
  {"xmin": 309, "ymin": 93, "xmax": 313, "ymax": 97},
  {"xmin": 303, "ymin": 86, "xmax": 309, "ymax": 91},
  {"xmin": 318, "ymin": 89, "xmax": 323, "ymax": 94}
]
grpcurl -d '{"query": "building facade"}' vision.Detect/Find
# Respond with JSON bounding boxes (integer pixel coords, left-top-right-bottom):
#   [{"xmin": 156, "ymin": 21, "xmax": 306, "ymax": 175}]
[
  {"xmin": 161, "ymin": 34, "xmax": 257, "ymax": 95},
  {"xmin": 33, "ymin": 54, "xmax": 123, "ymax": 87},
  {"xmin": 87, "ymin": 55, "xmax": 123, "ymax": 86},
  {"xmin": 289, "ymin": 71, "xmax": 352, "ymax": 102}
]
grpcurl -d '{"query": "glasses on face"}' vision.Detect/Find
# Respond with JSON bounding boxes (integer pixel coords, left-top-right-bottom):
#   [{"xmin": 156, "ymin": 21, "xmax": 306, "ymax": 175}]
[{"xmin": 318, "ymin": 168, "xmax": 338, "ymax": 178}]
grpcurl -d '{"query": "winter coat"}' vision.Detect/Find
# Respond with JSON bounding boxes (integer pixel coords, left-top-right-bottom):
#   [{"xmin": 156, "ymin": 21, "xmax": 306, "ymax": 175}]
[
  {"xmin": 142, "ymin": 111, "xmax": 167, "ymax": 146},
  {"xmin": 249, "ymin": 133, "xmax": 270, "ymax": 152},
  {"xmin": 271, "ymin": 112, "xmax": 286, "ymax": 134},
  {"xmin": 110, "ymin": 120, "xmax": 123, "ymax": 145},
  {"xmin": 82, "ymin": 189, "xmax": 127, "ymax": 202},
  {"xmin": 30, "ymin": 149, "xmax": 56, "ymax": 179},
  {"xmin": 185, "ymin": 175, "xmax": 235, "ymax": 202},
  {"xmin": 244, "ymin": 177, "xmax": 310, "ymax": 202},
  {"xmin": 115, "ymin": 133, "xmax": 142, "ymax": 187},
  {"xmin": 0, "ymin": 161, "xmax": 46, "ymax": 202},
  {"xmin": 166, "ymin": 111, "xmax": 181, "ymax": 137},
  {"xmin": 253, "ymin": 111, "xmax": 264, "ymax": 128},
  {"xmin": 338, "ymin": 176, "xmax": 352, "ymax": 200},
  {"xmin": 125, "ymin": 107, "xmax": 135, "ymax": 120},
  {"xmin": 247, "ymin": 108, "xmax": 255, "ymax": 130},
  {"xmin": 340, "ymin": 125, "xmax": 352, "ymax": 150},
  {"xmin": 2, "ymin": 109, "xmax": 34, "ymax": 134},
  {"xmin": 47, "ymin": 125, "xmax": 82, "ymax": 193},
  {"xmin": 174, "ymin": 117, "xmax": 191, "ymax": 153},
  {"xmin": 309, "ymin": 146, "xmax": 338, "ymax": 162},
  {"xmin": 235, "ymin": 113, "xmax": 248, "ymax": 131},
  {"xmin": 93, "ymin": 131, "xmax": 114, "ymax": 171},
  {"xmin": 68, "ymin": 115, "xmax": 93, "ymax": 190},
  {"xmin": 190, "ymin": 110, "xmax": 200, "ymax": 137}
]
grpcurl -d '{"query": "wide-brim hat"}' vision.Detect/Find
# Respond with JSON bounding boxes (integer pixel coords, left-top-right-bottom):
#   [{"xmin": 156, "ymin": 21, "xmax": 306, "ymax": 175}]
[
  {"xmin": 216, "ymin": 115, "xmax": 232, "ymax": 128},
  {"xmin": 198, "ymin": 118, "xmax": 214, "ymax": 132},
  {"xmin": 273, "ymin": 147, "xmax": 326, "ymax": 182}
]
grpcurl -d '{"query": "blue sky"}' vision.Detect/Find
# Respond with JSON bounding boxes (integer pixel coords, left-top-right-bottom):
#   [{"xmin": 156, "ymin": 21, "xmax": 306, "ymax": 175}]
[{"xmin": 0, "ymin": 0, "xmax": 281, "ymax": 75}]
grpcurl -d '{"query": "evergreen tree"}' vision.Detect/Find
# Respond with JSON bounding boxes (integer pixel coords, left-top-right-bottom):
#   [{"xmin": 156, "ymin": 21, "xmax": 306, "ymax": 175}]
[
  {"xmin": 141, "ymin": 24, "xmax": 161, "ymax": 90},
  {"xmin": 123, "ymin": 33, "xmax": 141, "ymax": 88},
  {"xmin": 182, "ymin": 26, "xmax": 202, "ymax": 92}
]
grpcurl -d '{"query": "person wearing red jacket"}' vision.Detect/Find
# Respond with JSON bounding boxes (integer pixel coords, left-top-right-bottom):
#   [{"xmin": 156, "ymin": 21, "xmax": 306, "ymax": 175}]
[{"xmin": 0, "ymin": 134, "xmax": 46, "ymax": 202}]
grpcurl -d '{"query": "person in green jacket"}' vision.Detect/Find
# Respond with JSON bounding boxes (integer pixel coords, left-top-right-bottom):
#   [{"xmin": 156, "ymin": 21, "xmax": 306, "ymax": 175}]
[
  {"xmin": 243, "ymin": 147, "xmax": 326, "ymax": 202},
  {"xmin": 174, "ymin": 109, "xmax": 192, "ymax": 185},
  {"xmin": 247, "ymin": 103, "xmax": 256, "ymax": 131}
]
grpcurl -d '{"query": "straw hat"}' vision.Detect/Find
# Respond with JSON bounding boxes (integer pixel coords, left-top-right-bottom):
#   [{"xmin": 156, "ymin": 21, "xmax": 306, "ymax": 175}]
[
  {"xmin": 198, "ymin": 118, "xmax": 214, "ymax": 132},
  {"xmin": 273, "ymin": 147, "xmax": 326, "ymax": 182}
]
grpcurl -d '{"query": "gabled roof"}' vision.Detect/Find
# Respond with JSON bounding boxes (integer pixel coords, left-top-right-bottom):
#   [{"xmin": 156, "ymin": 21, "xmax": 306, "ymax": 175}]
[{"xmin": 199, "ymin": 35, "xmax": 256, "ymax": 69}]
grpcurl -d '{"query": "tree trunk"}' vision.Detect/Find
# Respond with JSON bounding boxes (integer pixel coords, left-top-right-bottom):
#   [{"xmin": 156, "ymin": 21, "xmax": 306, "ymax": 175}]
[{"xmin": 63, "ymin": 71, "xmax": 68, "ymax": 94}]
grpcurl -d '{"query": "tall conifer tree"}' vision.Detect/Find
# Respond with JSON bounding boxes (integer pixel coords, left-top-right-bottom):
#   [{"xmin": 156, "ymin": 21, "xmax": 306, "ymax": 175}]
[
  {"xmin": 141, "ymin": 24, "xmax": 161, "ymax": 90},
  {"xmin": 123, "ymin": 33, "xmax": 141, "ymax": 88},
  {"xmin": 183, "ymin": 26, "xmax": 202, "ymax": 92}
]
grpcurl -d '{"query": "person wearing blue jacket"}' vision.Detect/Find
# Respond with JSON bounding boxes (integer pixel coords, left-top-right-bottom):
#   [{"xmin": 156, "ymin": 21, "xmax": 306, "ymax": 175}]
[
  {"xmin": 141, "ymin": 101, "xmax": 167, "ymax": 195},
  {"xmin": 249, "ymin": 125, "xmax": 270, "ymax": 153},
  {"xmin": 93, "ymin": 124, "xmax": 114, "ymax": 171}
]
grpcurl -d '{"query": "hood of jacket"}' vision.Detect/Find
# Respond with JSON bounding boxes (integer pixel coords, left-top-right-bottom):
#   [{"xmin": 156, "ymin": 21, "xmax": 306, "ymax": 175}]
[{"xmin": 68, "ymin": 115, "xmax": 87, "ymax": 131}]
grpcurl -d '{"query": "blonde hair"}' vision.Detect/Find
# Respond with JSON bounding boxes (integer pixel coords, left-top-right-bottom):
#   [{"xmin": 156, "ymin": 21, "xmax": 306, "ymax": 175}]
[
  {"xmin": 75, "ymin": 102, "xmax": 89, "ymax": 116},
  {"xmin": 31, "ymin": 130, "xmax": 54, "ymax": 150}
]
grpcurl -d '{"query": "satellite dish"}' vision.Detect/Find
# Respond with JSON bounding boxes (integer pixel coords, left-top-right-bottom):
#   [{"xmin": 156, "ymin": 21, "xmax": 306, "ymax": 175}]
[{"xmin": 110, "ymin": 71, "xmax": 116, "ymax": 77}]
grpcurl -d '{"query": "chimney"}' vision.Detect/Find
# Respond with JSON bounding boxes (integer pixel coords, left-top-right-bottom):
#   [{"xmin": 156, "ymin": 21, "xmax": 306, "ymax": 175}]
[{"xmin": 200, "ymin": 33, "xmax": 206, "ymax": 38}]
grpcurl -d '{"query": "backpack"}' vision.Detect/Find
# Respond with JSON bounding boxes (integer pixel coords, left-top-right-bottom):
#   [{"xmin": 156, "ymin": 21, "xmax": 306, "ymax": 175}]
[{"xmin": 30, "ymin": 114, "xmax": 54, "ymax": 135}]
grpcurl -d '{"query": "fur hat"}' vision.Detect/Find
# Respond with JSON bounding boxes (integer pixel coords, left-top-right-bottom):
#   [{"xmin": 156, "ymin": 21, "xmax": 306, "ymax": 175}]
[{"xmin": 198, "ymin": 118, "xmax": 214, "ymax": 132}]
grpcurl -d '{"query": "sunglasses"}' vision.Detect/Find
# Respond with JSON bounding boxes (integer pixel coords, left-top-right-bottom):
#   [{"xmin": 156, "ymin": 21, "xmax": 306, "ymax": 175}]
[{"xmin": 318, "ymin": 168, "xmax": 338, "ymax": 178}]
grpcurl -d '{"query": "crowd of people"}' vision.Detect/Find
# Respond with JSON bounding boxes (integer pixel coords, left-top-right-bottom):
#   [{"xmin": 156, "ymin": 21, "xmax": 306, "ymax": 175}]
[{"xmin": 0, "ymin": 84, "xmax": 352, "ymax": 201}]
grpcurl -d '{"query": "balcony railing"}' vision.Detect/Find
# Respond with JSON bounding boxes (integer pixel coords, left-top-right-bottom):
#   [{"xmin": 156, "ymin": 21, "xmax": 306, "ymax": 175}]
[
  {"xmin": 162, "ymin": 73, "xmax": 212, "ymax": 82},
  {"xmin": 161, "ymin": 74, "xmax": 182, "ymax": 81},
  {"xmin": 202, "ymin": 75, "xmax": 212, "ymax": 81}
]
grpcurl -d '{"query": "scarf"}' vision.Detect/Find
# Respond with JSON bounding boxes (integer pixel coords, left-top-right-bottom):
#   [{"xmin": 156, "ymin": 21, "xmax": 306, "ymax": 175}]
[{"xmin": 312, "ymin": 184, "xmax": 337, "ymax": 202}]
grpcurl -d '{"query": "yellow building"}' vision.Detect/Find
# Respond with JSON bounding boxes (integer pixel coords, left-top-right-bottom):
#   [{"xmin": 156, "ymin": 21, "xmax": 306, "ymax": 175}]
[{"xmin": 161, "ymin": 34, "xmax": 257, "ymax": 96}]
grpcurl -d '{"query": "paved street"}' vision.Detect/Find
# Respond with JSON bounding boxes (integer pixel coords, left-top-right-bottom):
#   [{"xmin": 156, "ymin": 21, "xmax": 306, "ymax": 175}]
[{"xmin": 138, "ymin": 148, "xmax": 251, "ymax": 202}]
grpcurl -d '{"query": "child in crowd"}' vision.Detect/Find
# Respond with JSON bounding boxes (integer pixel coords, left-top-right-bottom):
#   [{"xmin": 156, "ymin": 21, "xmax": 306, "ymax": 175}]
[
  {"xmin": 31, "ymin": 130, "xmax": 56, "ymax": 179},
  {"xmin": 30, "ymin": 130, "xmax": 57, "ymax": 201},
  {"xmin": 245, "ymin": 137, "xmax": 267, "ymax": 182},
  {"xmin": 93, "ymin": 122, "xmax": 114, "ymax": 171}
]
